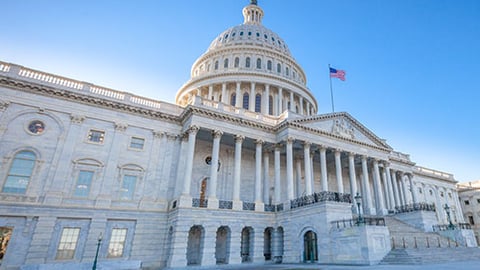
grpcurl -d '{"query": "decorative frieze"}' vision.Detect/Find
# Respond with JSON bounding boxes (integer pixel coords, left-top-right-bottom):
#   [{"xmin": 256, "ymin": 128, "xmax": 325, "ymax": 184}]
[{"xmin": 70, "ymin": 114, "xmax": 85, "ymax": 124}]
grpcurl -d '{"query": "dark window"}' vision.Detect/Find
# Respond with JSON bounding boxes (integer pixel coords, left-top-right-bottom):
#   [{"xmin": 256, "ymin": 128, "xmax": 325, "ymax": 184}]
[
  {"xmin": 469, "ymin": 215, "xmax": 475, "ymax": 225},
  {"xmin": 245, "ymin": 57, "xmax": 251, "ymax": 68},
  {"xmin": 224, "ymin": 59, "xmax": 229, "ymax": 68},
  {"xmin": 256, "ymin": 58, "xmax": 261, "ymax": 69},
  {"xmin": 242, "ymin": 93, "xmax": 249, "ymax": 110},
  {"xmin": 267, "ymin": 60, "xmax": 272, "ymax": 71},
  {"xmin": 230, "ymin": 93, "xmax": 236, "ymax": 106},
  {"xmin": 255, "ymin": 94, "xmax": 261, "ymax": 113},
  {"xmin": 214, "ymin": 61, "xmax": 219, "ymax": 70},
  {"xmin": 234, "ymin": 57, "xmax": 239, "ymax": 68},
  {"xmin": 277, "ymin": 63, "xmax": 281, "ymax": 73},
  {"xmin": 465, "ymin": 200, "xmax": 470, "ymax": 205},
  {"xmin": 268, "ymin": 96, "xmax": 273, "ymax": 115}
]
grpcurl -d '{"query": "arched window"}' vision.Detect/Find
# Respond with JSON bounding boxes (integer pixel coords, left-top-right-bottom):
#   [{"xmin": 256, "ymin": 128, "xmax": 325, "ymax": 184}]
[
  {"xmin": 287, "ymin": 101, "xmax": 291, "ymax": 110},
  {"xmin": 286, "ymin": 67, "xmax": 289, "ymax": 76},
  {"xmin": 234, "ymin": 57, "xmax": 240, "ymax": 68},
  {"xmin": 245, "ymin": 57, "xmax": 251, "ymax": 68},
  {"xmin": 2, "ymin": 150, "xmax": 36, "ymax": 194},
  {"xmin": 230, "ymin": 93, "xmax": 236, "ymax": 106},
  {"xmin": 277, "ymin": 63, "xmax": 281, "ymax": 73},
  {"xmin": 255, "ymin": 94, "xmax": 261, "ymax": 112},
  {"xmin": 214, "ymin": 61, "xmax": 219, "ymax": 70},
  {"xmin": 242, "ymin": 93, "xmax": 249, "ymax": 110},
  {"xmin": 224, "ymin": 58, "xmax": 229, "ymax": 68},
  {"xmin": 269, "ymin": 95, "xmax": 273, "ymax": 115},
  {"xmin": 267, "ymin": 60, "xmax": 272, "ymax": 71},
  {"xmin": 256, "ymin": 58, "xmax": 261, "ymax": 69}
]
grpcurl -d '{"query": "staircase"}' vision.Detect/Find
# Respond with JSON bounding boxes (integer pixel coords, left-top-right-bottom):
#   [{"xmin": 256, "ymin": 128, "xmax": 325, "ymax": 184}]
[{"xmin": 380, "ymin": 216, "xmax": 480, "ymax": 264}]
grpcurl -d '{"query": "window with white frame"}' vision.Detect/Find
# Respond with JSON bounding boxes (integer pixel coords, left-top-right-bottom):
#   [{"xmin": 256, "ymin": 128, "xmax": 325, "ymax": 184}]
[
  {"xmin": 2, "ymin": 150, "xmax": 36, "ymax": 194},
  {"xmin": 87, "ymin": 129, "xmax": 105, "ymax": 143},
  {"xmin": 107, "ymin": 228, "xmax": 128, "ymax": 258},
  {"xmin": 74, "ymin": 170, "xmax": 94, "ymax": 197},
  {"xmin": 56, "ymin": 227, "xmax": 80, "ymax": 260},
  {"xmin": 129, "ymin": 137, "xmax": 145, "ymax": 150},
  {"xmin": 118, "ymin": 164, "xmax": 143, "ymax": 200}
]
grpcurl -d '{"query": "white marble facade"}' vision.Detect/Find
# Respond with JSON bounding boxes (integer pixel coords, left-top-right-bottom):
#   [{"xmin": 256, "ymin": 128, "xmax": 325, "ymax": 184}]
[{"xmin": 0, "ymin": 1, "xmax": 465, "ymax": 269}]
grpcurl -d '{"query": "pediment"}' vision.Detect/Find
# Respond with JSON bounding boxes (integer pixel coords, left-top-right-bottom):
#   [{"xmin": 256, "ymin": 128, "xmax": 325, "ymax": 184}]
[{"xmin": 291, "ymin": 112, "xmax": 391, "ymax": 149}]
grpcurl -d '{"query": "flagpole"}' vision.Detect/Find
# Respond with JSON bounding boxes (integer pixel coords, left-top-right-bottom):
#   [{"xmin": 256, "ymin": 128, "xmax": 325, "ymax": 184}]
[{"xmin": 328, "ymin": 64, "xmax": 335, "ymax": 113}]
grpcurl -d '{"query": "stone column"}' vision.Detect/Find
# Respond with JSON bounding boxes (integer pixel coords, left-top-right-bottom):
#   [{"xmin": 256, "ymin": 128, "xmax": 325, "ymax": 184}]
[
  {"xmin": 319, "ymin": 146, "xmax": 328, "ymax": 191},
  {"xmin": 310, "ymin": 152, "xmax": 314, "ymax": 193},
  {"xmin": 295, "ymin": 158, "xmax": 302, "ymax": 198},
  {"xmin": 303, "ymin": 142, "xmax": 313, "ymax": 195},
  {"xmin": 400, "ymin": 172, "xmax": 409, "ymax": 204},
  {"xmin": 381, "ymin": 167, "xmax": 391, "ymax": 210},
  {"xmin": 289, "ymin": 91, "xmax": 294, "ymax": 111},
  {"xmin": 361, "ymin": 156, "xmax": 374, "ymax": 214},
  {"xmin": 391, "ymin": 170, "xmax": 401, "ymax": 206},
  {"xmin": 373, "ymin": 160, "xmax": 387, "ymax": 215},
  {"xmin": 221, "ymin": 83, "xmax": 227, "ymax": 103},
  {"xmin": 263, "ymin": 149, "xmax": 270, "ymax": 204},
  {"xmin": 278, "ymin": 87, "xmax": 283, "ymax": 113},
  {"xmin": 264, "ymin": 84, "xmax": 270, "ymax": 114},
  {"xmin": 348, "ymin": 153, "xmax": 358, "ymax": 199},
  {"xmin": 182, "ymin": 126, "xmax": 199, "ymax": 199},
  {"xmin": 433, "ymin": 186, "xmax": 445, "ymax": 223},
  {"xmin": 407, "ymin": 173, "xmax": 418, "ymax": 204},
  {"xmin": 255, "ymin": 140, "xmax": 264, "ymax": 211},
  {"xmin": 232, "ymin": 135, "xmax": 244, "ymax": 210},
  {"xmin": 201, "ymin": 227, "xmax": 217, "ymax": 266},
  {"xmin": 334, "ymin": 150, "xmax": 344, "ymax": 193},
  {"xmin": 306, "ymin": 102, "xmax": 311, "ymax": 116},
  {"xmin": 208, "ymin": 130, "xmax": 223, "ymax": 208},
  {"xmin": 452, "ymin": 191, "xmax": 466, "ymax": 222},
  {"xmin": 299, "ymin": 96, "xmax": 304, "ymax": 114},
  {"xmin": 286, "ymin": 137, "xmax": 294, "ymax": 200},
  {"xmin": 274, "ymin": 145, "xmax": 282, "ymax": 204},
  {"xmin": 228, "ymin": 226, "xmax": 242, "ymax": 264},
  {"xmin": 235, "ymin": 82, "xmax": 241, "ymax": 107},
  {"xmin": 208, "ymin": 85, "xmax": 213, "ymax": 100},
  {"xmin": 385, "ymin": 164, "xmax": 396, "ymax": 210},
  {"xmin": 249, "ymin": 82, "xmax": 256, "ymax": 112}
]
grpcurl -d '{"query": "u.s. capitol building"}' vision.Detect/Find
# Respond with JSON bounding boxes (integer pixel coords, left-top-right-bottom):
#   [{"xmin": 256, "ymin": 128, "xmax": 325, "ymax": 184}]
[{"xmin": 0, "ymin": 1, "xmax": 475, "ymax": 269}]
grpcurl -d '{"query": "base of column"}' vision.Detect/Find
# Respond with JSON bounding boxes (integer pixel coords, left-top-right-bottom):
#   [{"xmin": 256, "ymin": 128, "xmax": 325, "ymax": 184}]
[
  {"xmin": 255, "ymin": 202, "xmax": 264, "ymax": 212},
  {"xmin": 232, "ymin": 200, "xmax": 243, "ymax": 210},
  {"xmin": 377, "ymin": 208, "xmax": 389, "ymax": 216},
  {"xmin": 178, "ymin": 194, "xmax": 192, "ymax": 208},
  {"xmin": 364, "ymin": 207, "xmax": 376, "ymax": 216},
  {"xmin": 208, "ymin": 197, "xmax": 219, "ymax": 209}
]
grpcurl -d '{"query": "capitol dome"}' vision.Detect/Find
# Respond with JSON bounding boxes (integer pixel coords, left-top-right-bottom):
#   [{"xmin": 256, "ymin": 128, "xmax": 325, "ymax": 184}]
[{"xmin": 176, "ymin": 0, "xmax": 318, "ymax": 117}]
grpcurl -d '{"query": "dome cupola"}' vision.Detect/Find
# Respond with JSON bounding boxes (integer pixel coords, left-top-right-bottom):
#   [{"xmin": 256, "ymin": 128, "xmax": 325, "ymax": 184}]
[{"xmin": 176, "ymin": 1, "xmax": 318, "ymax": 117}]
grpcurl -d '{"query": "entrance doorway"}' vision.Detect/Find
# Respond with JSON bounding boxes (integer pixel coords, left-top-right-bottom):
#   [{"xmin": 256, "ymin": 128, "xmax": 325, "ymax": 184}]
[
  {"xmin": 264, "ymin": 227, "xmax": 273, "ymax": 261},
  {"xmin": 303, "ymin": 230, "xmax": 318, "ymax": 262},
  {"xmin": 0, "ymin": 227, "xmax": 12, "ymax": 265},
  {"xmin": 187, "ymin": 226, "xmax": 204, "ymax": 265},
  {"xmin": 241, "ymin": 227, "xmax": 253, "ymax": 262}
]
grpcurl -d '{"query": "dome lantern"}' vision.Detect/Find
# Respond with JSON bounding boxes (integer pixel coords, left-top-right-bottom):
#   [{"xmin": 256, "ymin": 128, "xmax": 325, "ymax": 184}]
[{"xmin": 243, "ymin": 1, "xmax": 264, "ymax": 25}]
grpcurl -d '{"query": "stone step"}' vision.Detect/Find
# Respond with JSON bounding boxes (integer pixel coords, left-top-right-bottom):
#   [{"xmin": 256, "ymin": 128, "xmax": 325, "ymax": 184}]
[{"xmin": 381, "ymin": 247, "xmax": 480, "ymax": 264}]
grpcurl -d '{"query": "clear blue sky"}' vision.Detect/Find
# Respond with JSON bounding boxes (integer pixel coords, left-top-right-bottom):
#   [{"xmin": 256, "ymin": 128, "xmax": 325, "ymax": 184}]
[{"xmin": 2, "ymin": 0, "xmax": 479, "ymax": 182}]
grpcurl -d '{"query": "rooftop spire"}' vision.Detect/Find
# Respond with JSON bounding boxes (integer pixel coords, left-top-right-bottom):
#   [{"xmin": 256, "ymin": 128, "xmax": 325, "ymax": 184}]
[{"xmin": 243, "ymin": 0, "xmax": 264, "ymax": 25}]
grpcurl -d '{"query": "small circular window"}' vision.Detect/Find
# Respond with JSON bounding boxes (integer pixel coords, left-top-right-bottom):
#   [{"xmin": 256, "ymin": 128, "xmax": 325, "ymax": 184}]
[
  {"xmin": 28, "ymin": 120, "xmax": 45, "ymax": 134},
  {"xmin": 205, "ymin": 156, "xmax": 212, "ymax": 165}
]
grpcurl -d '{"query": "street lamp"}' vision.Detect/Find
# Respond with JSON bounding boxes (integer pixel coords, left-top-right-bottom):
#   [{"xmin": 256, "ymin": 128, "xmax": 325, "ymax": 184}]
[
  {"xmin": 354, "ymin": 193, "xmax": 363, "ymax": 225},
  {"xmin": 444, "ymin": 204, "xmax": 455, "ymax": 230},
  {"xmin": 92, "ymin": 233, "xmax": 102, "ymax": 270}
]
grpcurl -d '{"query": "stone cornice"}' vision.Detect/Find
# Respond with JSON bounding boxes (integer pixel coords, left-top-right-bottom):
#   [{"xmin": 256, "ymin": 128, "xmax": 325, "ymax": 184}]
[
  {"xmin": 275, "ymin": 120, "xmax": 391, "ymax": 153},
  {"xmin": 292, "ymin": 112, "xmax": 392, "ymax": 150},
  {"xmin": 0, "ymin": 76, "xmax": 181, "ymax": 124}
]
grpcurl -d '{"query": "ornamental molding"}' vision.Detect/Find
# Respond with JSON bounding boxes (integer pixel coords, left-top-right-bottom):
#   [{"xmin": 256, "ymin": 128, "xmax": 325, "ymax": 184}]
[
  {"xmin": 0, "ymin": 77, "xmax": 181, "ymax": 125},
  {"xmin": 0, "ymin": 100, "xmax": 10, "ymax": 111},
  {"xmin": 115, "ymin": 122, "xmax": 128, "ymax": 132},
  {"xmin": 70, "ymin": 114, "xmax": 85, "ymax": 124}
]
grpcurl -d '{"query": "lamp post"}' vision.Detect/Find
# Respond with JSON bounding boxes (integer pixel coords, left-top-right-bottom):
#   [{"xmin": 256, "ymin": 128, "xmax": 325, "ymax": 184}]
[
  {"xmin": 354, "ymin": 193, "xmax": 363, "ymax": 225},
  {"xmin": 92, "ymin": 233, "xmax": 102, "ymax": 270},
  {"xmin": 444, "ymin": 204, "xmax": 455, "ymax": 230}
]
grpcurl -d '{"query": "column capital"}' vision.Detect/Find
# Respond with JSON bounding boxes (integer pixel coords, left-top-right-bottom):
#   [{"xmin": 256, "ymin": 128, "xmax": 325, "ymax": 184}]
[
  {"xmin": 348, "ymin": 152, "xmax": 357, "ymax": 158},
  {"xmin": 234, "ymin": 134, "xmax": 245, "ymax": 143},
  {"xmin": 212, "ymin": 129, "xmax": 223, "ymax": 139},
  {"xmin": 70, "ymin": 114, "xmax": 86, "ymax": 124},
  {"xmin": 383, "ymin": 161, "xmax": 391, "ymax": 168},
  {"xmin": 334, "ymin": 149, "xmax": 342, "ymax": 155},
  {"xmin": 255, "ymin": 139, "xmax": 264, "ymax": 145},
  {"xmin": 152, "ymin": 130, "xmax": 165, "ymax": 138},
  {"xmin": 187, "ymin": 125, "xmax": 200, "ymax": 135},
  {"xmin": 303, "ymin": 141, "xmax": 311, "ymax": 147},
  {"xmin": 274, "ymin": 144, "xmax": 283, "ymax": 151},
  {"xmin": 286, "ymin": 136, "xmax": 295, "ymax": 144}
]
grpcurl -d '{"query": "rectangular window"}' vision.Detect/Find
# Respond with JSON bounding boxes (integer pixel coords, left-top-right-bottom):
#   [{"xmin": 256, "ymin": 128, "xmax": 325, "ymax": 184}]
[
  {"xmin": 74, "ymin": 170, "xmax": 93, "ymax": 197},
  {"xmin": 477, "ymin": 199, "xmax": 480, "ymax": 204},
  {"xmin": 88, "ymin": 130, "xmax": 105, "ymax": 143},
  {"xmin": 108, "ymin": 228, "xmax": 128, "ymax": 258},
  {"xmin": 465, "ymin": 200, "xmax": 470, "ymax": 205},
  {"xmin": 129, "ymin": 137, "xmax": 145, "ymax": 150},
  {"xmin": 56, "ymin": 227, "xmax": 80, "ymax": 260},
  {"xmin": 469, "ymin": 215, "xmax": 475, "ymax": 225},
  {"xmin": 120, "ymin": 175, "xmax": 136, "ymax": 200}
]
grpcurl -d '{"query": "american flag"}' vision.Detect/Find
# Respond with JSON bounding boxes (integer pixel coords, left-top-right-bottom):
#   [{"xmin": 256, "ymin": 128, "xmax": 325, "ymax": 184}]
[{"xmin": 330, "ymin": 67, "xmax": 346, "ymax": 81}]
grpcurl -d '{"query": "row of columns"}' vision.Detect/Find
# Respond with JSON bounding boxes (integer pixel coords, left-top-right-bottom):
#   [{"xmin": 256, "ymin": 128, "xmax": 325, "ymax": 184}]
[
  {"xmin": 196, "ymin": 82, "xmax": 314, "ymax": 116},
  {"xmin": 181, "ymin": 127, "xmax": 419, "ymax": 215}
]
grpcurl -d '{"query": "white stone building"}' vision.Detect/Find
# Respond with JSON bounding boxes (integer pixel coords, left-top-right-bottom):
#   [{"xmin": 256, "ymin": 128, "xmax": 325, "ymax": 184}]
[
  {"xmin": 0, "ymin": 1, "xmax": 470, "ymax": 269},
  {"xmin": 458, "ymin": 180, "xmax": 480, "ymax": 243}
]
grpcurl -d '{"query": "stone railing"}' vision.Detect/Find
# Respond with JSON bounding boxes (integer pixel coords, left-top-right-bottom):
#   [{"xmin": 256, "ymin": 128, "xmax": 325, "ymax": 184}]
[
  {"xmin": 433, "ymin": 223, "xmax": 471, "ymax": 232},
  {"xmin": 219, "ymin": 200, "xmax": 233, "ymax": 210},
  {"xmin": 191, "ymin": 95, "xmax": 279, "ymax": 125},
  {"xmin": 192, "ymin": 198, "xmax": 208, "ymax": 208},
  {"xmin": 242, "ymin": 202, "xmax": 255, "ymax": 211},
  {"xmin": 264, "ymin": 204, "xmax": 276, "ymax": 212},
  {"xmin": 391, "ymin": 235, "xmax": 468, "ymax": 249},
  {"xmin": 395, "ymin": 202, "xmax": 436, "ymax": 213},
  {"xmin": 331, "ymin": 217, "xmax": 386, "ymax": 230},
  {"xmin": 0, "ymin": 61, "xmax": 183, "ymax": 116},
  {"xmin": 414, "ymin": 166, "xmax": 454, "ymax": 181},
  {"xmin": 290, "ymin": 191, "xmax": 351, "ymax": 209}
]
